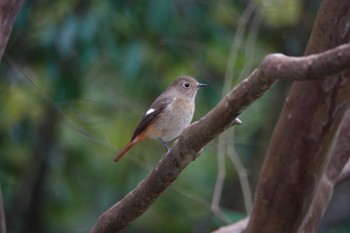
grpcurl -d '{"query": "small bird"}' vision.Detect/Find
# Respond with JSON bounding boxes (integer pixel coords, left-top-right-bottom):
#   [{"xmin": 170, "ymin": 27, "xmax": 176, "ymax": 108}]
[{"xmin": 113, "ymin": 75, "xmax": 206, "ymax": 162}]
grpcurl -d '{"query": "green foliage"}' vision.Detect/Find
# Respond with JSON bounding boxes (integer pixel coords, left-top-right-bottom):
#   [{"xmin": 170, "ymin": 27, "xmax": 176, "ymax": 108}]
[
  {"xmin": 0, "ymin": 1, "xmax": 324, "ymax": 233},
  {"xmin": 323, "ymin": 222, "xmax": 350, "ymax": 233},
  {"xmin": 256, "ymin": 0, "xmax": 301, "ymax": 27}
]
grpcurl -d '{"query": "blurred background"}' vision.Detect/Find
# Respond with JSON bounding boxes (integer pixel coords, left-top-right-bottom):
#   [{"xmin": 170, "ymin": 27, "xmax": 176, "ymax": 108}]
[{"xmin": 2, "ymin": 0, "xmax": 349, "ymax": 233}]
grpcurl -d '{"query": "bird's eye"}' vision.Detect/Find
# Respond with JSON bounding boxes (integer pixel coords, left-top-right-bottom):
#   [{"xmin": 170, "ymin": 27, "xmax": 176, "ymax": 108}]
[{"xmin": 183, "ymin": 82, "xmax": 190, "ymax": 88}]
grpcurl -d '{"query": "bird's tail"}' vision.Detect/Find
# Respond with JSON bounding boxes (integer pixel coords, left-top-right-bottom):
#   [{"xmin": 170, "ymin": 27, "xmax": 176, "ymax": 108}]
[{"xmin": 113, "ymin": 141, "xmax": 136, "ymax": 162}]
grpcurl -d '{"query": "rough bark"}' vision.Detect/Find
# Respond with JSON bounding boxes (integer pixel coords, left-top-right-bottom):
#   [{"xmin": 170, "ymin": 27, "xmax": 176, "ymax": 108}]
[
  {"xmin": 90, "ymin": 42, "xmax": 350, "ymax": 233},
  {"xmin": 246, "ymin": 1, "xmax": 350, "ymax": 233}
]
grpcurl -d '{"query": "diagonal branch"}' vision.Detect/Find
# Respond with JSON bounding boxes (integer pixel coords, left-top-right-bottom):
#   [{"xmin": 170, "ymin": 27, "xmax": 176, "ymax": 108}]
[
  {"xmin": 90, "ymin": 43, "xmax": 350, "ymax": 233},
  {"xmin": 300, "ymin": 110, "xmax": 350, "ymax": 232},
  {"xmin": 337, "ymin": 159, "xmax": 350, "ymax": 183}
]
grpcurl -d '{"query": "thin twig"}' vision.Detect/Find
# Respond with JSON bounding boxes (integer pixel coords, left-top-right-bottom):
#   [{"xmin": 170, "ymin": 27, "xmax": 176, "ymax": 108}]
[
  {"xmin": 226, "ymin": 129, "xmax": 253, "ymax": 214},
  {"xmin": 226, "ymin": 3, "xmax": 263, "ymax": 215},
  {"xmin": 211, "ymin": 133, "xmax": 231, "ymax": 224},
  {"xmin": 212, "ymin": 0, "xmax": 257, "ymax": 220},
  {"xmin": 223, "ymin": 1, "xmax": 256, "ymax": 93},
  {"xmin": 238, "ymin": 6, "xmax": 263, "ymax": 80}
]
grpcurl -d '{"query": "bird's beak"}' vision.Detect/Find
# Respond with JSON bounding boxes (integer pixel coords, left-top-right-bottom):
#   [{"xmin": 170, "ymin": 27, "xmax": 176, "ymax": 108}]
[{"xmin": 197, "ymin": 83, "xmax": 207, "ymax": 88}]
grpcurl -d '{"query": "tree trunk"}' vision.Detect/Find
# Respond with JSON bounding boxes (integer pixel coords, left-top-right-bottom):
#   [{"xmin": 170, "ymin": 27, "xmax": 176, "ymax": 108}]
[{"xmin": 246, "ymin": 1, "xmax": 350, "ymax": 232}]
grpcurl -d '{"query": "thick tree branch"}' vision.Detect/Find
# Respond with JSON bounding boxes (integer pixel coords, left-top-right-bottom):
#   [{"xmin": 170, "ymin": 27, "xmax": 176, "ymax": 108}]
[
  {"xmin": 90, "ymin": 42, "xmax": 350, "ymax": 233},
  {"xmin": 260, "ymin": 44, "xmax": 350, "ymax": 81}
]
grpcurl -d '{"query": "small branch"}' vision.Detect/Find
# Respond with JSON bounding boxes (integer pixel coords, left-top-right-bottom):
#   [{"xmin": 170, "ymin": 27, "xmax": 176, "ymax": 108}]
[
  {"xmin": 211, "ymin": 133, "xmax": 231, "ymax": 224},
  {"xmin": 212, "ymin": 218, "xmax": 249, "ymax": 233},
  {"xmin": 327, "ymin": 111, "xmax": 350, "ymax": 184},
  {"xmin": 223, "ymin": 0, "xmax": 256, "ymax": 92},
  {"xmin": 212, "ymin": 0, "xmax": 257, "ymax": 222},
  {"xmin": 337, "ymin": 159, "xmax": 350, "ymax": 183},
  {"xmin": 300, "ymin": 110, "xmax": 350, "ymax": 232},
  {"xmin": 238, "ymin": 3, "xmax": 262, "ymax": 80},
  {"xmin": 226, "ymin": 130, "xmax": 253, "ymax": 214},
  {"xmin": 90, "ymin": 43, "xmax": 350, "ymax": 233}
]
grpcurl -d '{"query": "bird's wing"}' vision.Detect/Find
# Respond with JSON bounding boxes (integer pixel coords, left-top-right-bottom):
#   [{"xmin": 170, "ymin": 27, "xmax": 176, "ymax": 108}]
[{"xmin": 130, "ymin": 95, "xmax": 173, "ymax": 141}]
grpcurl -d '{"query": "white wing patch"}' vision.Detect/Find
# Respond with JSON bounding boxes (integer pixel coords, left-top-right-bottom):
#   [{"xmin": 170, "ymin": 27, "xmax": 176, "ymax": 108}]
[{"xmin": 145, "ymin": 108, "xmax": 156, "ymax": 116}]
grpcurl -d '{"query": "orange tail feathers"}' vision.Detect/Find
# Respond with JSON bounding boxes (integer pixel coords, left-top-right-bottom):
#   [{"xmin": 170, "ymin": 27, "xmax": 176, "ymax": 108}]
[{"xmin": 113, "ymin": 141, "xmax": 136, "ymax": 162}]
